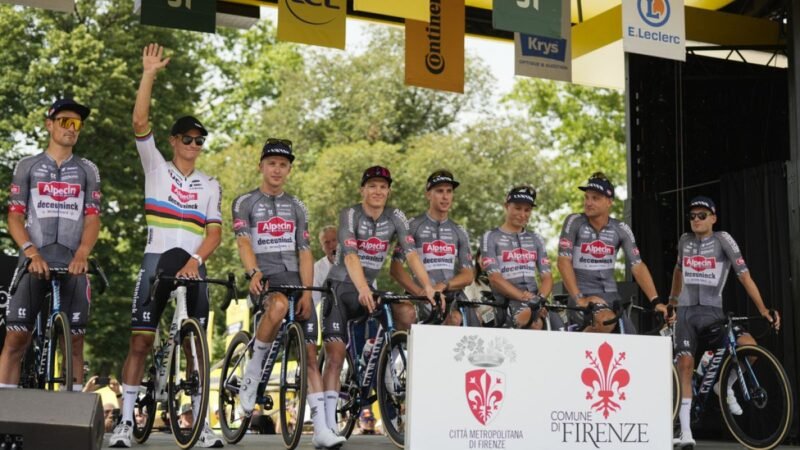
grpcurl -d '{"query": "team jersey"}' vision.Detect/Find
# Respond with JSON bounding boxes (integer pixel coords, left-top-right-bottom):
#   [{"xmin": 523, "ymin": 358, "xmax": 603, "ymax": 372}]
[
  {"xmin": 327, "ymin": 204, "xmax": 415, "ymax": 286},
  {"xmin": 480, "ymin": 227, "xmax": 551, "ymax": 299},
  {"xmin": 558, "ymin": 214, "xmax": 642, "ymax": 294},
  {"xmin": 675, "ymin": 231, "xmax": 748, "ymax": 308},
  {"xmin": 8, "ymin": 152, "xmax": 101, "ymax": 252},
  {"xmin": 392, "ymin": 214, "xmax": 473, "ymax": 285},
  {"xmin": 231, "ymin": 189, "xmax": 310, "ymax": 275},
  {"xmin": 135, "ymin": 132, "xmax": 222, "ymax": 255}
]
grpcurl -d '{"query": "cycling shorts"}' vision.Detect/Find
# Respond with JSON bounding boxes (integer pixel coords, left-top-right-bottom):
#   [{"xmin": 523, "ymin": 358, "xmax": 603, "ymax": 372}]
[
  {"xmin": 252, "ymin": 271, "xmax": 318, "ymax": 344},
  {"xmin": 674, "ymin": 304, "xmax": 746, "ymax": 357},
  {"xmin": 566, "ymin": 292, "xmax": 637, "ymax": 334}
]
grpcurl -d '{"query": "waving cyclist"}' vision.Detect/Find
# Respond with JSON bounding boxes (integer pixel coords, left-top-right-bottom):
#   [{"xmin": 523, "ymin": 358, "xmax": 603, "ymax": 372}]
[
  {"xmin": 320, "ymin": 166, "xmax": 436, "ymax": 443},
  {"xmin": 0, "ymin": 98, "xmax": 100, "ymax": 391},
  {"xmin": 390, "ymin": 170, "xmax": 475, "ymax": 326},
  {"xmin": 557, "ymin": 172, "xmax": 668, "ymax": 333},
  {"xmin": 110, "ymin": 44, "xmax": 223, "ymax": 448},
  {"xmin": 670, "ymin": 196, "xmax": 780, "ymax": 448}
]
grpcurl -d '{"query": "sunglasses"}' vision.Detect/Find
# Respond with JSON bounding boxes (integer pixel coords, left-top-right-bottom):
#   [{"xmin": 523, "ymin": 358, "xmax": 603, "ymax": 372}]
[
  {"xmin": 266, "ymin": 138, "xmax": 292, "ymax": 148},
  {"xmin": 54, "ymin": 117, "xmax": 83, "ymax": 131},
  {"xmin": 179, "ymin": 135, "xmax": 206, "ymax": 146},
  {"xmin": 688, "ymin": 212, "xmax": 713, "ymax": 221}
]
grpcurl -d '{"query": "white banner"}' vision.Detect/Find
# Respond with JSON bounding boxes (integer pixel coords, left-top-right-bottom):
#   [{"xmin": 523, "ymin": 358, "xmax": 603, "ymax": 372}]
[
  {"xmin": 622, "ymin": 0, "xmax": 686, "ymax": 61},
  {"xmin": 514, "ymin": 0, "xmax": 571, "ymax": 82},
  {"xmin": 407, "ymin": 325, "xmax": 671, "ymax": 449}
]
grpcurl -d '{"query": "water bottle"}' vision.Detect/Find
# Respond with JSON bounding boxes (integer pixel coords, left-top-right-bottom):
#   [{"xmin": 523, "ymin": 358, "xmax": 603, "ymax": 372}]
[
  {"xmin": 359, "ymin": 338, "xmax": 376, "ymax": 368},
  {"xmin": 696, "ymin": 351, "xmax": 713, "ymax": 377}
]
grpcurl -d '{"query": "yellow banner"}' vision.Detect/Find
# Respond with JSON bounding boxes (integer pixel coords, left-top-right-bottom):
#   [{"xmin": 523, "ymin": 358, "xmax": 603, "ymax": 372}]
[
  {"xmin": 405, "ymin": 0, "xmax": 464, "ymax": 93},
  {"xmin": 355, "ymin": 0, "xmax": 430, "ymax": 22},
  {"xmin": 277, "ymin": 0, "xmax": 346, "ymax": 49}
]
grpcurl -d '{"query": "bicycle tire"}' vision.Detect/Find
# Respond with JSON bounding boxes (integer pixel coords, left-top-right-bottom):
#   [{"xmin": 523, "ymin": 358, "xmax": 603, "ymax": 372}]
[
  {"xmin": 167, "ymin": 318, "xmax": 209, "ymax": 450},
  {"xmin": 671, "ymin": 363, "xmax": 680, "ymax": 422},
  {"xmin": 46, "ymin": 311, "xmax": 72, "ymax": 391},
  {"xmin": 132, "ymin": 352, "xmax": 158, "ymax": 444},
  {"xmin": 719, "ymin": 345, "xmax": 793, "ymax": 450},
  {"xmin": 279, "ymin": 322, "xmax": 308, "ymax": 449},
  {"xmin": 219, "ymin": 330, "xmax": 252, "ymax": 444},
  {"xmin": 19, "ymin": 338, "xmax": 38, "ymax": 389},
  {"xmin": 318, "ymin": 347, "xmax": 358, "ymax": 439},
  {"xmin": 377, "ymin": 330, "xmax": 409, "ymax": 448}
]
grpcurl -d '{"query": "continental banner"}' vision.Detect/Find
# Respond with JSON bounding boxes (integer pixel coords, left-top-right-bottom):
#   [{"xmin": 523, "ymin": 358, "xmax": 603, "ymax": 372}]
[
  {"xmin": 405, "ymin": 0, "xmax": 464, "ymax": 93},
  {"xmin": 493, "ymin": 0, "xmax": 561, "ymax": 39},
  {"xmin": 622, "ymin": 0, "xmax": 685, "ymax": 61},
  {"xmin": 277, "ymin": 0, "xmax": 346, "ymax": 49},
  {"xmin": 354, "ymin": 0, "xmax": 430, "ymax": 22},
  {"xmin": 514, "ymin": 0, "xmax": 571, "ymax": 82}
]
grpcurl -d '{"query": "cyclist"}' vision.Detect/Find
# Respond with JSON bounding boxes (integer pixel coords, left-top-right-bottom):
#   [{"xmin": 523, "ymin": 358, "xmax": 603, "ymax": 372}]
[
  {"xmin": 480, "ymin": 186, "xmax": 563, "ymax": 330},
  {"xmin": 111, "ymin": 44, "xmax": 223, "ymax": 448},
  {"xmin": 390, "ymin": 169, "xmax": 475, "ymax": 326},
  {"xmin": 669, "ymin": 196, "xmax": 780, "ymax": 448},
  {"xmin": 231, "ymin": 138, "xmax": 339, "ymax": 448},
  {"xmin": 320, "ymin": 166, "xmax": 436, "ymax": 441},
  {"xmin": 557, "ymin": 172, "xmax": 669, "ymax": 333},
  {"xmin": 0, "ymin": 98, "xmax": 100, "ymax": 391}
]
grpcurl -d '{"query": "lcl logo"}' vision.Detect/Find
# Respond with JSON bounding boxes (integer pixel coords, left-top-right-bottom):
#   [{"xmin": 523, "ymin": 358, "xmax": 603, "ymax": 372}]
[{"xmin": 285, "ymin": 0, "xmax": 341, "ymax": 25}]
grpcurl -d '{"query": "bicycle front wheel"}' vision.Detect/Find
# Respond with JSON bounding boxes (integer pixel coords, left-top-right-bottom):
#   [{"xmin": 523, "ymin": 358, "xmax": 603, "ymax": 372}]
[
  {"xmin": 719, "ymin": 345, "xmax": 793, "ymax": 450},
  {"xmin": 167, "ymin": 318, "xmax": 209, "ymax": 450},
  {"xmin": 133, "ymin": 350, "xmax": 158, "ymax": 444},
  {"xmin": 46, "ymin": 311, "xmax": 72, "ymax": 391},
  {"xmin": 219, "ymin": 330, "xmax": 252, "ymax": 444},
  {"xmin": 672, "ymin": 363, "xmax": 680, "ymax": 422},
  {"xmin": 279, "ymin": 322, "xmax": 308, "ymax": 449},
  {"xmin": 318, "ymin": 346, "xmax": 359, "ymax": 439},
  {"xmin": 377, "ymin": 330, "xmax": 409, "ymax": 448}
]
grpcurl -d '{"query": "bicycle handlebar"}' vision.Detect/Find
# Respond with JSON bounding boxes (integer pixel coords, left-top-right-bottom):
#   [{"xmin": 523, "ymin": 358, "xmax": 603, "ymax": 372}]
[
  {"xmin": 9, "ymin": 258, "xmax": 109, "ymax": 296},
  {"xmin": 455, "ymin": 291, "xmax": 509, "ymax": 309},
  {"xmin": 247, "ymin": 281, "xmax": 333, "ymax": 310},
  {"xmin": 546, "ymin": 301, "xmax": 624, "ymax": 327},
  {"xmin": 148, "ymin": 271, "xmax": 238, "ymax": 308}
]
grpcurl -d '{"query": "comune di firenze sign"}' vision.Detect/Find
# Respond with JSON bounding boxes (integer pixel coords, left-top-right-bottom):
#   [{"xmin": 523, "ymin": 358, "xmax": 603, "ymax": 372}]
[{"xmin": 406, "ymin": 325, "xmax": 672, "ymax": 449}]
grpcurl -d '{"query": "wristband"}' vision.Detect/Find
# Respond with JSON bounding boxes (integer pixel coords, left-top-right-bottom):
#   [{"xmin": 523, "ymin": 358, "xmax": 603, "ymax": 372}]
[
  {"xmin": 21, "ymin": 241, "xmax": 34, "ymax": 252},
  {"xmin": 191, "ymin": 254, "xmax": 203, "ymax": 266},
  {"xmin": 246, "ymin": 267, "xmax": 261, "ymax": 279}
]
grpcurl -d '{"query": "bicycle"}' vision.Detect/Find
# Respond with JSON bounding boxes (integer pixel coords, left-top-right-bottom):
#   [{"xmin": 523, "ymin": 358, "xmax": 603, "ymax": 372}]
[
  {"xmin": 319, "ymin": 290, "xmax": 440, "ymax": 449},
  {"xmin": 131, "ymin": 271, "xmax": 237, "ymax": 450},
  {"xmin": 454, "ymin": 291, "xmax": 508, "ymax": 327},
  {"xmin": 218, "ymin": 282, "xmax": 328, "ymax": 449},
  {"xmin": 7, "ymin": 258, "xmax": 107, "ymax": 391},
  {"xmin": 679, "ymin": 311, "xmax": 791, "ymax": 450}
]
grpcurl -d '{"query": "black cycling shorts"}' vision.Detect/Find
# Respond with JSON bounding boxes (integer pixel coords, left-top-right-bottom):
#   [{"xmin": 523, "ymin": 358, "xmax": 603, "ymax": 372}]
[
  {"xmin": 674, "ymin": 304, "xmax": 746, "ymax": 357},
  {"xmin": 567, "ymin": 292, "xmax": 637, "ymax": 334},
  {"xmin": 321, "ymin": 280, "xmax": 368, "ymax": 342},
  {"xmin": 252, "ymin": 271, "xmax": 318, "ymax": 344}
]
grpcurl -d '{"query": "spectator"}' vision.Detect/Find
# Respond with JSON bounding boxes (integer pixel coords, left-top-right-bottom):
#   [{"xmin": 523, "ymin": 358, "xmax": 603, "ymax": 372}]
[{"xmin": 311, "ymin": 225, "xmax": 337, "ymax": 309}]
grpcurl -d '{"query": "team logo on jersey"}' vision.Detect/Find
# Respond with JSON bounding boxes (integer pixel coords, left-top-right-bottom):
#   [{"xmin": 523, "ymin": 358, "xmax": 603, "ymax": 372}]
[
  {"xmin": 582, "ymin": 341, "xmax": 630, "ymax": 418},
  {"xmin": 501, "ymin": 248, "xmax": 537, "ymax": 263},
  {"xmin": 233, "ymin": 218, "xmax": 247, "ymax": 231},
  {"xmin": 480, "ymin": 257, "xmax": 496, "ymax": 268},
  {"xmin": 580, "ymin": 240, "xmax": 615, "ymax": 258},
  {"xmin": 257, "ymin": 217, "xmax": 295, "ymax": 236},
  {"xmin": 92, "ymin": 191, "xmax": 101, "ymax": 201},
  {"xmin": 170, "ymin": 184, "xmax": 198, "ymax": 203},
  {"xmin": 683, "ymin": 256, "xmax": 717, "ymax": 271},
  {"xmin": 736, "ymin": 257, "xmax": 745, "ymax": 266},
  {"xmin": 357, "ymin": 237, "xmax": 389, "ymax": 255},
  {"xmin": 344, "ymin": 238, "xmax": 357, "ymax": 248},
  {"xmin": 423, "ymin": 240, "xmax": 456, "ymax": 256},
  {"xmin": 10, "ymin": 184, "xmax": 20, "ymax": 195},
  {"xmin": 405, "ymin": 235, "xmax": 415, "ymax": 245},
  {"xmin": 38, "ymin": 181, "xmax": 81, "ymax": 201},
  {"xmin": 559, "ymin": 238, "xmax": 572, "ymax": 249}
]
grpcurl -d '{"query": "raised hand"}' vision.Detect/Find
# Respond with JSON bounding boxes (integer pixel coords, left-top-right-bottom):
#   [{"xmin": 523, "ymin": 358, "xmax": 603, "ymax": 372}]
[{"xmin": 142, "ymin": 43, "xmax": 170, "ymax": 74}]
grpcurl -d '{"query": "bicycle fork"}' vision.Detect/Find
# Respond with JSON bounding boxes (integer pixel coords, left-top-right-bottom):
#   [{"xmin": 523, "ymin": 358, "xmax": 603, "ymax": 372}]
[{"xmin": 41, "ymin": 278, "xmax": 62, "ymax": 387}]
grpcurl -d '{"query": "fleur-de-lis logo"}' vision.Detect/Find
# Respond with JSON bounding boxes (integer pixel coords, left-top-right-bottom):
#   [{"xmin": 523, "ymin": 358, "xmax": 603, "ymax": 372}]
[
  {"xmin": 465, "ymin": 369, "xmax": 504, "ymax": 425},
  {"xmin": 581, "ymin": 341, "xmax": 630, "ymax": 418}
]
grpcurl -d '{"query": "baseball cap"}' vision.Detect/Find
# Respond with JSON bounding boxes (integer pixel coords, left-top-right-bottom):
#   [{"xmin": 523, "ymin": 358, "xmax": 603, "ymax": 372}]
[
  {"xmin": 578, "ymin": 172, "xmax": 614, "ymax": 198},
  {"xmin": 47, "ymin": 98, "xmax": 90, "ymax": 120},
  {"xmin": 505, "ymin": 186, "xmax": 537, "ymax": 206},
  {"xmin": 361, "ymin": 166, "xmax": 392, "ymax": 187},
  {"xmin": 260, "ymin": 138, "xmax": 294, "ymax": 163},
  {"xmin": 426, "ymin": 169, "xmax": 460, "ymax": 191},
  {"xmin": 688, "ymin": 196, "xmax": 716, "ymax": 214},
  {"xmin": 170, "ymin": 116, "xmax": 208, "ymax": 136}
]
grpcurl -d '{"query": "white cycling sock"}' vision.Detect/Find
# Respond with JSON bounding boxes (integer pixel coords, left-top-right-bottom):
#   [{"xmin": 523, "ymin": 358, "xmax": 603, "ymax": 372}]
[
  {"xmin": 679, "ymin": 398, "xmax": 692, "ymax": 438},
  {"xmin": 324, "ymin": 390, "xmax": 339, "ymax": 430},
  {"xmin": 244, "ymin": 339, "xmax": 271, "ymax": 381},
  {"xmin": 308, "ymin": 393, "xmax": 328, "ymax": 433},
  {"xmin": 0, "ymin": 383, "xmax": 18, "ymax": 389},
  {"xmin": 192, "ymin": 394, "xmax": 202, "ymax": 424},
  {"xmin": 121, "ymin": 383, "xmax": 138, "ymax": 425}
]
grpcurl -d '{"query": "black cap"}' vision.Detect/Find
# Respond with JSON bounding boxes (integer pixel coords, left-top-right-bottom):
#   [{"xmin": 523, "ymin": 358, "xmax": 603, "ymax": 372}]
[
  {"xmin": 688, "ymin": 196, "xmax": 716, "ymax": 214},
  {"xmin": 361, "ymin": 166, "xmax": 392, "ymax": 187},
  {"xmin": 578, "ymin": 173, "xmax": 614, "ymax": 198},
  {"xmin": 426, "ymin": 170, "xmax": 460, "ymax": 191},
  {"xmin": 506, "ymin": 186, "xmax": 537, "ymax": 206},
  {"xmin": 47, "ymin": 98, "xmax": 90, "ymax": 120},
  {"xmin": 260, "ymin": 138, "xmax": 294, "ymax": 163},
  {"xmin": 170, "ymin": 116, "xmax": 208, "ymax": 136}
]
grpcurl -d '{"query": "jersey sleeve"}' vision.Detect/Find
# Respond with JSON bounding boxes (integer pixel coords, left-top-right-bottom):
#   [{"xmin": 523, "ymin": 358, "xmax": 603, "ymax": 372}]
[
  {"xmin": 534, "ymin": 234, "xmax": 552, "ymax": 274},
  {"xmin": 675, "ymin": 234, "xmax": 689, "ymax": 270},
  {"xmin": 294, "ymin": 197, "xmax": 311, "ymax": 250},
  {"xmin": 390, "ymin": 208, "xmax": 416, "ymax": 255},
  {"xmin": 391, "ymin": 244, "xmax": 407, "ymax": 263},
  {"xmin": 455, "ymin": 225, "xmax": 474, "ymax": 270},
  {"xmin": 8, "ymin": 156, "xmax": 33, "ymax": 215},
  {"xmin": 81, "ymin": 158, "xmax": 102, "ymax": 216},
  {"xmin": 338, "ymin": 206, "xmax": 359, "ymax": 256},
  {"xmin": 231, "ymin": 192, "xmax": 253, "ymax": 238},
  {"xmin": 615, "ymin": 221, "xmax": 643, "ymax": 266},
  {"xmin": 392, "ymin": 217, "xmax": 421, "ymax": 263},
  {"xmin": 479, "ymin": 230, "xmax": 501, "ymax": 274},
  {"xmin": 134, "ymin": 131, "xmax": 166, "ymax": 175},
  {"xmin": 717, "ymin": 232, "xmax": 749, "ymax": 276},
  {"xmin": 558, "ymin": 214, "xmax": 581, "ymax": 257},
  {"xmin": 205, "ymin": 178, "xmax": 223, "ymax": 228}
]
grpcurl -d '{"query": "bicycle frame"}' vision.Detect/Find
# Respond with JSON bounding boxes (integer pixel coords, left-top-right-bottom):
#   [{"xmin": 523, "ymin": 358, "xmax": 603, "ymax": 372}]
[
  {"xmin": 149, "ymin": 286, "xmax": 192, "ymax": 403},
  {"xmin": 38, "ymin": 276, "xmax": 63, "ymax": 387}
]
